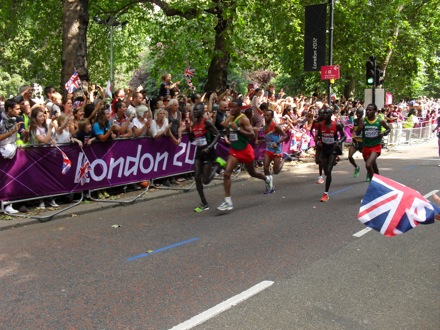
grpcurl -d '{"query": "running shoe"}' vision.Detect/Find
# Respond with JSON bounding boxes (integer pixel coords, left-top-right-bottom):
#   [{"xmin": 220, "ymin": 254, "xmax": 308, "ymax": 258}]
[
  {"xmin": 215, "ymin": 157, "xmax": 227, "ymax": 168},
  {"xmin": 194, "ymin": 203, "xmax": 209, "ymax": 213},
  {"xmin": 103, "ymin": 190, "xmax": 110, "ymax": 198},
  {"xmin": 5, "ymin": 204, "xmax": 19, "ymax": 214},
  {"xmin": 354, "ymin": 166, "xmax": 360, "ymax": 178},
  {"xmin": 264, "ymin": 186, "xmax": 276, "ymax": 195},
  {"xmin": 37, "ymin": 201, "xmax": 46, "ymax": 210},
  {"xmin": 97, "ymin": 192, "xmax": 105, "ymax": 199},
  {"xmin": 265, "ymin": 175, "xmax": 273, "ymax": 192},
  {"xmin": 49, "ymin": 199, "xmax": 59, "ymax": 207},
  {"xmin": 320, "ymin": 193, "xmax": 329, "ymax": 202},
  {"xmin": 217, "ymin": 201, "xmax": 233, "ymax": 211},
  {"xmin": 365, "ymin": 175, "xmax": 371, "ymax": 182},
  {"xmin": 316, "ymin": 176, "xmax": 324, "ymax": 184}
]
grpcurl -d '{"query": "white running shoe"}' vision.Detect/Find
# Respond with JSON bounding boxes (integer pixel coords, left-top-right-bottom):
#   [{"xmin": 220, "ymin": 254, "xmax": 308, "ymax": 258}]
[
  {"xmin": 49, "ymin": 199, "xmax": 59, "ymax": 207},
  {"xmin": 217, "ymin": 201, "xmax": 233, "ymax": 211},
  {"xmin": 37, "ymin": 202, "xmax": 46, "ymax": 210},
  {"xmin": 265, "ymin": 175, "xmax": 273, "ymax": 191},
  {"xmin": 5, "ymin": 204, "xmax": 19, "ymax": 214}
]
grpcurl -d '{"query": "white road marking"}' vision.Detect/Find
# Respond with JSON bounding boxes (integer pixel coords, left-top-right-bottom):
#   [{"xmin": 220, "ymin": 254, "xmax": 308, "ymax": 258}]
[
  {"xmin": 423, "ymin": 190, "xmax": 439, "ymax": 199},
  {"xmin": 353, "ymin": 227, "xmax": 372, "ymax": 237},
  {"xmin": 169, "ymin": 280, "xmax": 274, "ymax": 330},
  {"xmin": 353, "ymin": 190, "xmax": 439, "ymax": 238}
]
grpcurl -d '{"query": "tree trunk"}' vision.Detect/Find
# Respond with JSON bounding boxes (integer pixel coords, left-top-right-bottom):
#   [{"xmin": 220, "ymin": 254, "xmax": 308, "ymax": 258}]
[
  {"xmin": 343, "ymin": 76, "xmax": 357, "ymax": 100},
  {"xmin": 61, "ymin": 0, "xmax": 89, "ymax": 95},
  {"xmin": 204, "ymin": 19, "xmax": 230, "ymax": 93}
]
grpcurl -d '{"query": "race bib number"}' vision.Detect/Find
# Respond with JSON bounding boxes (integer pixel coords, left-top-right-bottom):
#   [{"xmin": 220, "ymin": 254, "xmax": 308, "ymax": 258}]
[
  {"xmin": 195, "ymin": 137, "xmax": 207, "ymax": 146},
  {"xmin": 229, "ymin": 132, "xmax": 238, "ymax": 142},
  {"xmin": 322, "ymin": 136, "xmax": 335, "ymax": 144},
  {"xmin": 364, "ymin": 127, "xmax": 379, "ymax": 138}
]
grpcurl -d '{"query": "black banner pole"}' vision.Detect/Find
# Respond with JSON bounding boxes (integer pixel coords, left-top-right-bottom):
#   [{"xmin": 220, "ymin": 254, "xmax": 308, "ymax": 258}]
[{"xmin": 327, "ymin": 0, "xmax": 334, "ymax": 105}]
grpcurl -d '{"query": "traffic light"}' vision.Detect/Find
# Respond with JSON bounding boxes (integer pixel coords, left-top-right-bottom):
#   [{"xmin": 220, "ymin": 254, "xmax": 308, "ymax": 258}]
[
  {"xmin": 366, "ymin": 57, "xmax": 376, "ymax": 86},
  {"xmin": 375, "ymin": 67, "xmax": 384, "ymax": 86}
]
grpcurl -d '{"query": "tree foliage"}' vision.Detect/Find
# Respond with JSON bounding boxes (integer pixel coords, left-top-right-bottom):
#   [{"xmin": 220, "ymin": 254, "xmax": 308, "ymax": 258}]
[{"xmin": 0, "ymin": 0, "xmax": 439, "ymax": 101}]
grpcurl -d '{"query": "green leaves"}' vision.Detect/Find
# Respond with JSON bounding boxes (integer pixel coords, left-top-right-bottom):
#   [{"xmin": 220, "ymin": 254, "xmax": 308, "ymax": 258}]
[{"xmin": 0, "ymin": 0, "xmax": 438, "ymax": 99}]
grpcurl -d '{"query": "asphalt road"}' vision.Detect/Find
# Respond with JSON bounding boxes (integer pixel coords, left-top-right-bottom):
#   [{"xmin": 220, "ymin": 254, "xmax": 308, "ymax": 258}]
[{"xmin": 0, "ymin": 141, "xmax": 439, "ymax": 330}]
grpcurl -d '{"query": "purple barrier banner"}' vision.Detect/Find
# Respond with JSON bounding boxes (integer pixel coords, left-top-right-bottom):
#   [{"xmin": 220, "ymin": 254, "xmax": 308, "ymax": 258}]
[
  {"xmin": 0, "ymin": 136, "xmax": 198, "ymax": 201},
  {"xmin": 1, "ymin": 131, "xmax": 315, "ymax": 202}
]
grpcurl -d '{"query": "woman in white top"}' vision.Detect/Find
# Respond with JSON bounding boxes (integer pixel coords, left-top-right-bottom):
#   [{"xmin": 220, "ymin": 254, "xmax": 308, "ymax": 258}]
[
  {"xmin": 55, "ymin": 113, "xmax": 82, "ymax": 147},
  {"xmin": 29, "ymin": 107, "xmax": 55, "ymax": 145},
  {"xmin": 29, "ymin": 106, "xmax": 59, "ymax": 209},
  {"xmin": 150, "ymin": 108, "xmax": 171, "ymax": 139},
  {"xmin": 56, "ymin": 114, "xmax": 73, "ymax": 143},
  {"xmin": 132, "ymin": 105, "xmax": 152, "ymax": 138}
]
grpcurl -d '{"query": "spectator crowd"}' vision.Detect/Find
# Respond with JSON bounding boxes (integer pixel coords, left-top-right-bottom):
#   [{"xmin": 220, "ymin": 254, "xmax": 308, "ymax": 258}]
[{"xmin": 1, "ymin": 76, "xmax": 439, "ymax": 214}]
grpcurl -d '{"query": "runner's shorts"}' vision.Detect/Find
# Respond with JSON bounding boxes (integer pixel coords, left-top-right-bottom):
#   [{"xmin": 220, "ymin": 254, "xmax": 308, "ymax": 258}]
[
  {"xmin": 230, "ymin": 144, "xmax": 255, "ymax": 163},
  {"xmin": 362, "ymin": 144, "xmax": 382, "ymax": 161},
  {"xmin": 264, "ymin": 150, "xmax": 281, "ymax": 160},
  {"xmin": 352, "ymin": 139, "xmax": 363, "ymax": 152}
]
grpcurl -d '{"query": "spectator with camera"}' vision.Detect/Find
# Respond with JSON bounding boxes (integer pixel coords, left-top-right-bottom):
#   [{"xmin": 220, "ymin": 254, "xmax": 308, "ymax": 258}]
[{"xmin": 13, "ymin": 85, "xmax": 36, "ymax": 107}]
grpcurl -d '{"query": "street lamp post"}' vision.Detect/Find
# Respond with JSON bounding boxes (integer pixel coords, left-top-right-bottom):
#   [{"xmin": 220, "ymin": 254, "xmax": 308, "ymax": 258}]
[{"xmin": 93, "ymin": 16, "xmax": 128, "ymax": 84}]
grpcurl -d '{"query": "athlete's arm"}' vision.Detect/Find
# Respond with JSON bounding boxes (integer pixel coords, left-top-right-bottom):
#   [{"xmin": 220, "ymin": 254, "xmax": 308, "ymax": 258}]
[
  {"xmin": 336, "ymin": 123, "xmax": 347, "ymax": 144},
  {"xmin": 205, "ymin": 119, "xmax": 220, "ymax": 150},
  {"xmin": 379, "ymin": 119, "xmax": 391, "ymax": 137},
  {"xmin": 274, "ymin": 124, "xmax": 288, "ymax": 145},
  {"xmin": 238, "ymin": 116, "xmax": 255, "ymax": 139}
]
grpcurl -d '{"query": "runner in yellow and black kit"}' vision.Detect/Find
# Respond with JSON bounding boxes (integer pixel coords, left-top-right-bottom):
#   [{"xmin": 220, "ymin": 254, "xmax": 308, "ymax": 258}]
[
  {"xmin": 217, "ymin": 99, "xmax": 272, "ymax": 211},
  {"xmin": 348, "ymin": 107, "xmax": 364, "ymax": 178}
]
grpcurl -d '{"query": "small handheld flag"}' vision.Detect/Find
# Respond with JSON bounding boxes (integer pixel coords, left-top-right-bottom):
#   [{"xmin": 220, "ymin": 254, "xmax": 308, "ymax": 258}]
[
  {"xmin": 184, "ymin": 66, "xmax": 195, "ymax": 78},
  {"xmin": 56, "ymin": 146, "xmax": 71, "ymax": 175},
  {"xmin": 358, "ymin": 175, "xmax": 440, "ymax": 236},
  {"xmin": 76, "ymin": 152, "xmax": 92, "ymax": 186},
  {"xmin": 65, "ymin": 69, "xmax": 82, "ymax": 94}
]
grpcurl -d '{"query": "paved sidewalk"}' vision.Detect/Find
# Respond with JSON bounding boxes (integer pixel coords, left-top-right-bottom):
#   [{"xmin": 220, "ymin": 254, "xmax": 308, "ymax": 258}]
[{"xmin": 1, "ymin": 138, "xmax": 437, "ymax": 231}]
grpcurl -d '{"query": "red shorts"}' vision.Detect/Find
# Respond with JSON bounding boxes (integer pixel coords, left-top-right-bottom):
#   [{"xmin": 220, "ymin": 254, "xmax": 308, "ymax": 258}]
[
  {"xmin": 230, "ymin": 144, "xmax": 255, "ymax": 163},
  {"xmin": 362, "ymin": 144, "xmax": 382, "ymax": 160},
  {"xmin": 264, "ymin": 150, "xmax": 281, "ymax": 160}
]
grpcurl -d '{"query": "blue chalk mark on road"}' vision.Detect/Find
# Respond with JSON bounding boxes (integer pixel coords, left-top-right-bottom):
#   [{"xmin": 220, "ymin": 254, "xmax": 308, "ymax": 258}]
[
  {"xmin": 127, "ymin": 237, "xmax": 200, "ymax": 261},
  {"xmin": 402, "ymin": 165, "xmax": 417, "ymax": 171},
  {"xmin": 329, "ymin": 186, "xmax": 353, "ymax": 196}
]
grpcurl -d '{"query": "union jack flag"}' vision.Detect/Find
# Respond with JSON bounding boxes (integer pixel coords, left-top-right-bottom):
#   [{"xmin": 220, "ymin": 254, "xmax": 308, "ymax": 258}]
[
  {"xmin": 186, "ymin": 78, "xmax": 195, "ymax": 91},
  {"xmin": 60, "ymin": 149, "xmax": 72, "ymax": 175},
  {"xmin": 75, "ymin": 153, "xmax": 92, "ymax": 186},
  {"xmin": 358, "ymin": 175, "xmax": 440, "ymax": 236},
  {"xmin": 184, "ymin": 66, "xmax": 195, "ymax": 78},
  {"xmin": 65, "ymin": 69, "xmax": 81, "ymax": 94}
]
